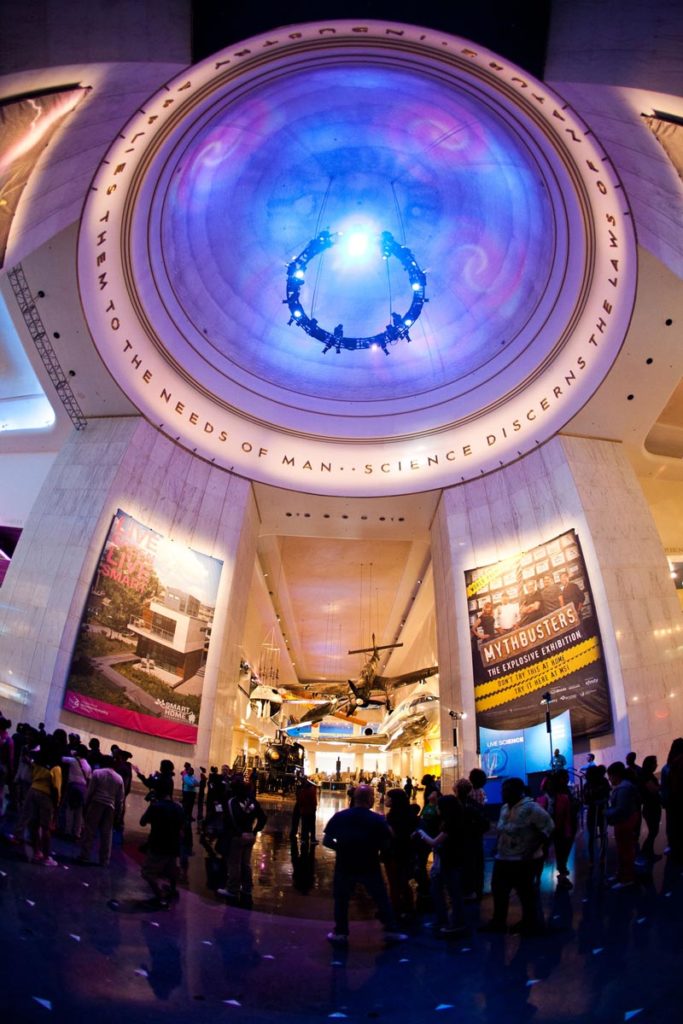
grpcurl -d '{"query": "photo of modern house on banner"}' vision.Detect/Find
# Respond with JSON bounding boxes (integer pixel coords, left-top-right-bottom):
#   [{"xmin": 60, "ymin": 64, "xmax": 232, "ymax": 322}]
[{"xmin": 63, "ymin": 509, "xmax": 223, "ymax": 743}]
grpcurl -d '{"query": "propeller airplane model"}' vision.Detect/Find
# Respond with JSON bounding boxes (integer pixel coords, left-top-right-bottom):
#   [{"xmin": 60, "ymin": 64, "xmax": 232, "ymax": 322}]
[{"xmin": 296, "ymin": 634, "xmax": 438, "ymax": 725}]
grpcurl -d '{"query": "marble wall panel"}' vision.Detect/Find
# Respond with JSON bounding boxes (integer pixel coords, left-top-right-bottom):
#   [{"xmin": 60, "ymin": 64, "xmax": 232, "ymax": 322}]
[
  {"xmin": 0, "ymin": 417, "xmax": 261, "ymax": 778},
  {"xmin": 432, "ymin": 435, "xmax": 683, "ymax": 782}
]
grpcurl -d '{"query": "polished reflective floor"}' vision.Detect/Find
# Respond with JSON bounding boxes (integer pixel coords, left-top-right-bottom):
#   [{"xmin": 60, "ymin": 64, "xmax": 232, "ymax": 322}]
[{"xmin": 1, "ymin": 790, "xmax": 682, "ymax": 1024}]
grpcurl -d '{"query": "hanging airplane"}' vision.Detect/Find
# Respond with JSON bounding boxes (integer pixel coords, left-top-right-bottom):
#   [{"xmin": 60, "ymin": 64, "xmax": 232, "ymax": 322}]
[
  {"xmin": 377, "ymin": 686, "xmax": 441, "ymax": 751},
  {"xmin": 286, "ymin": 682, "xmax": 441, "ymax": 749},
  {"xmin": 295, "ymin": 634, "xmax": 438, "ymax": 725},
  {"xmin": 239, "ymin": 667, "xmax": 330, "ymax": 722}
]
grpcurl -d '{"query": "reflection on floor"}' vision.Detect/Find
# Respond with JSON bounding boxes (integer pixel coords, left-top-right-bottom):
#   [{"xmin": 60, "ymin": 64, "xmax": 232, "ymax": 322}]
[{"xmin": 1, "ymin": 789, "xmax": 682, "ymax": 1023}]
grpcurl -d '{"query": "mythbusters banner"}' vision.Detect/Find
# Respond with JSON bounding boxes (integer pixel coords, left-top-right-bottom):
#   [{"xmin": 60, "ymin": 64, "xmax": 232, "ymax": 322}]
[
  {"xmin": 466, "ymin": 529, "xmax": 611, "ymax": 737},
  {"xmin": 63, "ymin": 509, "xmax": 222, "ymax": 744}
]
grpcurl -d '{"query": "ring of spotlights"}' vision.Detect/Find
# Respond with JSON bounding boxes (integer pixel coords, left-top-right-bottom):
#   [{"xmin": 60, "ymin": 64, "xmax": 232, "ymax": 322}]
[{"xmin": 285, "ymin": 230, "xmax": 427, "ymax": 355}]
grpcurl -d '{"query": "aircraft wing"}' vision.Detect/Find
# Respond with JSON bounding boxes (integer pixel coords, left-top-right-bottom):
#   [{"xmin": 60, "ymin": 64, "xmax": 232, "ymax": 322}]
[
  {"xmin": 375, "ymin": 665, "xmax": 438, "ymax": 689},
  {"xmin": 297, "ymin": 700, "xmax": 339, "ymax": 725}
]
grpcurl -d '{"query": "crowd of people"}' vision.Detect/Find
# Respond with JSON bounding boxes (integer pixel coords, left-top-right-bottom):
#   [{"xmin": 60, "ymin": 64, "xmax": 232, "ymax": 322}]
[
  {"xmin": 321, "ymin": 750, "xmax": 683, "ymax": 944},
  {"xmin": 0, "ymin": 715, "xmax": 269, "ymax": 910},
  {"xmin": 2, "ymin": 710, "xmax": 683, "ymax": 937}
]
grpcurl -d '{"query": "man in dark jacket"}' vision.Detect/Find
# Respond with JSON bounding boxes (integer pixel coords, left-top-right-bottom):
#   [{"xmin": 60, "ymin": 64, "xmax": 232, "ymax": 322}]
[
  {"xmin": 140, "ymin": 777, "xmax": 185, "ymax": 908},
  {"xmin": 323, "ymin": 784, "xmax": 407, "ymax": 945},
  {"xmin": 217, "ymin": 779, "xmax": 267, "ymax": 906}
]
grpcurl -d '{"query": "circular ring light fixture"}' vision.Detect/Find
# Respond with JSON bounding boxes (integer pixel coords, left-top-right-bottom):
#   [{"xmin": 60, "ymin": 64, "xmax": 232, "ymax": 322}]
[
  {"xmin": 78, "ymin": 20, "xmax": 637, "ymax": 497},
  {"xmin": 286, "ymin": 230, "xmax": 427, "ymax": 355}
]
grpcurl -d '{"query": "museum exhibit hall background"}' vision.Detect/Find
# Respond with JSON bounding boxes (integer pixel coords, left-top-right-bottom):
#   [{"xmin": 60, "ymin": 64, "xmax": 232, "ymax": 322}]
[{"xmin": 0, "ymin": 0, "xmax": 682, "ymax": 786}]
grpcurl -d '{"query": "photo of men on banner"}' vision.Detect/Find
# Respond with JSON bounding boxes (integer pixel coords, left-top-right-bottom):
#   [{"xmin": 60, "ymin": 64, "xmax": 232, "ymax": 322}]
[{"xmin": 465, "ymin": 529, "xmax": 611, "ymax": 738}]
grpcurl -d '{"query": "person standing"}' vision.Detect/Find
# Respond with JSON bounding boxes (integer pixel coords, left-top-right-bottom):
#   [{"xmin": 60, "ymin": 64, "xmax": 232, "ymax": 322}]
[
  {"xmin": 551, "ymin": 748, "xmax": 567, "ymax": 771},
  {"xmin": 383, "ymin": 788, "xmax": 419, "ymax": 923},
  {"xmin": 111, "ymin": 747, "xmax": 132, "ymax": 837},
  {"xmin": 455, "ymin": 777, "xmax": 490, "ymax": 900},
  {"xmin": 415, "ymin": 788, "xmax": 440, "ymax": 898},
  {"xmin": 605, "ymin": 761, "xmax": 641, "ymax": 889},
  {"xmin": 61, "ymin": 744, "xmax": 92, "ymax": 839},
  {"xmin": 79, "ymin": 756, "xmax": 124, "ymax": 866},
  {"xmin": 140, "ymin": 777, "xmax": 185, "ymax": 908},
  {"xmin": 481, "ymin": 778, "xmax": 553, "ymax": 935},
  {"xmin": 469, "ymin": 768, "xmax": 488, "ymax": 806},
  {"xmin": 181, "ymin": 765, "xmax": 200, "ymax": 822},
  {"xmin": 217, "ymin": 780, "xmax": 267, "ymax": 907},
  {"xmin": 0, "ymin": 716, "xmax": 14, "ymax": 817},
  {"xmin": 292, "ymin": 776, "xmax": 318, "ymax": 846},
  {"xmin": 549, "ymin": 769, "xmax": 579, "ymax": 888},
  {"xmin": 661, "ymin": 737, "xmax": 683, "ymax": 859},
  {"xmin": 494, "ymin": 592, "xmax": 519, "ymax": 634},
  {"xmin": 14, "ymin": 741, "xmax": 62, "ymax": 865},
  {"xmin": 415, "ymin": 793, "xmax": 469, "ymax": 936},
  {"xmin": 197, "ymin": 767, "xmax": 208, "ymax": 821},
  {"xmin": 583, "ymin": 764, "xmax": 610, "ymax": 867},
  {"xmin": 134, "ymin": 759, "xmax": 175, "ymax": 802},
  {"xmin": 323, "ymin": 784, "xmax": 407, "ymax": 945},
  {"xmin": 639, "ymin": 755, "xmax": 662, "ymax": 862},
  {"xmin": 539, "ymin": 574, "xmax": 562, "ymax": 615},
  {"xmin": 559, "ymin": 571, "xmax": 585, "ymax": 617}
]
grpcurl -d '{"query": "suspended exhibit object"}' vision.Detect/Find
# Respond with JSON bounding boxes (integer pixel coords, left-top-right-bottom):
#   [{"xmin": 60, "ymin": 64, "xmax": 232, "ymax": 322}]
[{"xmin": 285, "ymin": 230, "xmax": 427, "ymax": 355}]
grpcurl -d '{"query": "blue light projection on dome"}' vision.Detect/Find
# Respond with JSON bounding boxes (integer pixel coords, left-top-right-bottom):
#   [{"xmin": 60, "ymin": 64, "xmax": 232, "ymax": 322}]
[
  {"xmin": 79, "ymin": 22, "xmax": 637, "ymax": 493},
  {"xmin": 154, "ymin": 63, "xmax": 560, "ymax": 408}
]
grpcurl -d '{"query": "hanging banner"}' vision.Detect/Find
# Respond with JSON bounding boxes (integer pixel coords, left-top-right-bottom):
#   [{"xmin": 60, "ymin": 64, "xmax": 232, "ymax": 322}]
[
  {"xmin": 0, "ymin": 87, "xmax": 86, "ymax": 267},
  {"xmin": 465, "ymin": 529, "xmax": 611, "ymax": 737},
  {"xmin": 63, "ymin": 509, "xmax": 222, "ymax": 744}
]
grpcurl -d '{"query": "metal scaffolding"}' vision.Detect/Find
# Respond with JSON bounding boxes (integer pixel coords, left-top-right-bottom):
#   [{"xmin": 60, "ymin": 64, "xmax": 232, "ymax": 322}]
[{"xmin": 7, "ymin": 263, "xmax": 87, "ymax": 431}]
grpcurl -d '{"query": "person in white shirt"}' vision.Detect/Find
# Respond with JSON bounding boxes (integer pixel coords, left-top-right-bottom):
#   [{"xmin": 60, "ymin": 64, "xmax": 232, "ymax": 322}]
[
  {"xmin": 62, "ymin": 744, "xmax": 92, "ymax": 839},
  {"xmin": 494, "ymin": 592, "xmax": 519, "ymax": 633},
  {"xmin": 78, "ymin": 758, "xmax": 124, "ymax": 866}
]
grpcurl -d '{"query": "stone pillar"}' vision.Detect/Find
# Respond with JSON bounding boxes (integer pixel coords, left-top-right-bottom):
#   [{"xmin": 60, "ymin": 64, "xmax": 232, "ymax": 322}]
[
  {"xmin": 431, "ymin": 435, "xmax": 683, "ymax": 791},
  {"xmin": 0, "ymin": 418, "xmax": 258, "ymax": 776}
]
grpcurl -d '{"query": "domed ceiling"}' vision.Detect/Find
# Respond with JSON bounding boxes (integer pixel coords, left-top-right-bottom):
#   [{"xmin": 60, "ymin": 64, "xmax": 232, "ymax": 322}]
[{"xmin": 78, "ymin": 21, "xmax": 636, "ymax": 495}]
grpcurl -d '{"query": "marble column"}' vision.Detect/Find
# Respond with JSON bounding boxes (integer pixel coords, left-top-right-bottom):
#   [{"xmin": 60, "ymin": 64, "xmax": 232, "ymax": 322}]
[
  {"xmin": 431, "ymin": 435, "xmax": 683, "ymax": 791},
  {"xmin": 0, "ymin": 417, "xmax": 258, "ymax": 776}
]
